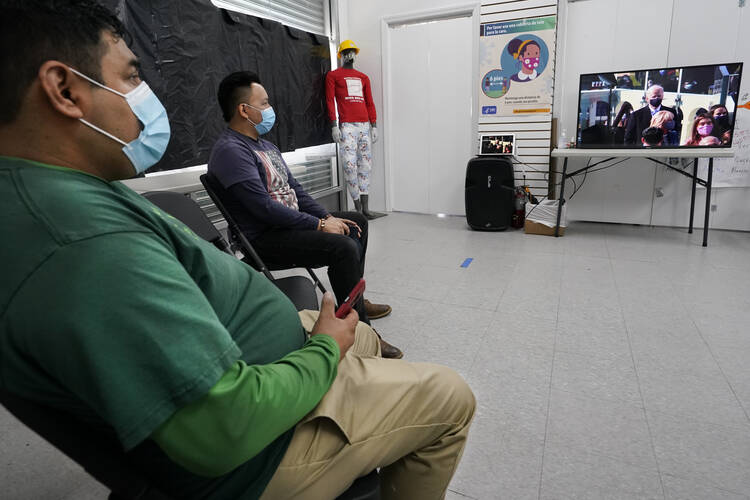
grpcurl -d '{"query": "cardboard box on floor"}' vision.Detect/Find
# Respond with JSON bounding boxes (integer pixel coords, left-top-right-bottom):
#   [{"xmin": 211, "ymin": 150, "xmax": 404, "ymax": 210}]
[
  {"xmin": 524, "ymin": 201, "xmax": 566, "ymax": 236},
  {"xmin": 525, "ymin": 219, "xmax": 565, "ymax": 236}
]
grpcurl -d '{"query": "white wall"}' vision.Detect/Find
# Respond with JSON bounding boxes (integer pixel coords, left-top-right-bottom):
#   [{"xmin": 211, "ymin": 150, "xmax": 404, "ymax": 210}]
[
  {"xmin": 338, "ymin": 0, "xmax": 481, "ymax": 212},
  {"xmin": 554, "ymin": 0, "xmax": 750, "ymax": 231}
]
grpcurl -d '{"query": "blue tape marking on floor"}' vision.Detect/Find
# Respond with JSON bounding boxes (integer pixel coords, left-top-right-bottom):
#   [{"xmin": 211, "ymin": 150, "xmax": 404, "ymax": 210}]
[{"xmin": 460, "ymin": 258, "xmax": 473, "ymax": 268}]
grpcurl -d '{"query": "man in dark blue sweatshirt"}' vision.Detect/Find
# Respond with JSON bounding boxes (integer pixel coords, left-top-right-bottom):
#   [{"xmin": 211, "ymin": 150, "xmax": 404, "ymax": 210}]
[{"xmin": 208, "ymin": 71, "xmax": 401, "ymax": 358}]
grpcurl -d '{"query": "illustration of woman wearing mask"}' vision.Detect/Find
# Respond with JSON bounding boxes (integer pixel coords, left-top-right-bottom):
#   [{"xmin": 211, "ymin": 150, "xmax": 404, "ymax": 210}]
[{"xmin": 507, "ymin": 38, "xmax": 542, "ymax": 82}]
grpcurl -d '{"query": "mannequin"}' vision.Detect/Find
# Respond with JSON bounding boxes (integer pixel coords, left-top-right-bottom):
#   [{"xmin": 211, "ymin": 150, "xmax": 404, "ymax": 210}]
[{"xmin": 325, "ymin": 39, "xmax": 386, "ymax": 219}]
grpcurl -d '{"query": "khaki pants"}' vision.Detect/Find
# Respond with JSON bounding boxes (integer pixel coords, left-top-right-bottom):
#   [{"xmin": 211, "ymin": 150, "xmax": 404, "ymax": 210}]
[{"xmin": 259, "ymin": 311, "xmax": 476, "ymax": 500}]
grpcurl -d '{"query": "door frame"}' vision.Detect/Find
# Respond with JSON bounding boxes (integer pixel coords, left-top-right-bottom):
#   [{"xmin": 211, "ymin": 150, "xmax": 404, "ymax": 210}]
[{"xmin": 380, "ymin": 3, "xmax": 480, "ymax": 211}]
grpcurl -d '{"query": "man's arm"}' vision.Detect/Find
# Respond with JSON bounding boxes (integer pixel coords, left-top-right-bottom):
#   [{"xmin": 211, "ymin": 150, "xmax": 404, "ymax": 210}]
[
  {"xmin": 152, "ymin": 292, "xmax": 357, "ymax": 477},
  {"xmin": 287, "ymin": 169, "xmax": 328, "ymax": 219},
  {"xmin": 212, "ymin": 143, "xmax": 320, "ymax": 230},
  {"xmin": 228, "ymin": 180, "xmax": 320, "ymax": 230},
  {"xmin": 152, "ymin": 335, "xmax": 340, "ymax": 477}
]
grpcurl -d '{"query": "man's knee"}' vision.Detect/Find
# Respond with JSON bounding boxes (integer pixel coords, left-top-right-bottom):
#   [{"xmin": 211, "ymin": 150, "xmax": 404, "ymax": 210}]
[
  {"xmin": 424, "ymin": 366, "xmax": 476, "ymax": 424},
  {"xmin": 348, "ymin": 211, "xmax": 367, "ymax": 231},
  {"xmin": 333, "ymin": 235, "xmax": 361, "ymax": 263}
]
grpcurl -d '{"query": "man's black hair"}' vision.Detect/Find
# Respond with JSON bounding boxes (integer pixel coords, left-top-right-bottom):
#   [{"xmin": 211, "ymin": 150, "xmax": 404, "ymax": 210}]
[
  {"xmin": 0, "ymin": 0, "xmax": 127, "ymax": 124},
  {"xmin": 217, "ymin": 71, "xmax": 262, "ymax": 122},
  {"xmin": 642, "ymin": 126, "xmax": 664, "ymax": 146}
]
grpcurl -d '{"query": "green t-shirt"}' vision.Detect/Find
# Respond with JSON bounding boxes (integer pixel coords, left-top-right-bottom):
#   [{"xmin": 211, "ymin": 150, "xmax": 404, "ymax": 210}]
[{"xmin": 0, "ymin": 157, "xmax": 333, "ymax": 498}]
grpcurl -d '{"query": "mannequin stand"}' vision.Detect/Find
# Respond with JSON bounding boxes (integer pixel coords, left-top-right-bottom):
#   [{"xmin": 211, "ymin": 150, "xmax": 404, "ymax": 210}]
[{"xmin": 354, "ymin": 194, "xmax": 387, "ymax": 220}]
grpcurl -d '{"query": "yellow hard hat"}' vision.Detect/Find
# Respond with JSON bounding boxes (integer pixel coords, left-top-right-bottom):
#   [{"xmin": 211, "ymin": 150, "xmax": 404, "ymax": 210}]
[{"xmin": 337, "ymin": 39, "xmax": 360, "ymax": 57}]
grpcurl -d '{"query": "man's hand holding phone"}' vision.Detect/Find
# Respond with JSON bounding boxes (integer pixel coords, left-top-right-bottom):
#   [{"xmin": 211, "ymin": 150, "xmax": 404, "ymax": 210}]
[{"xmin": 311, "ymin": 292, "xmax": 358, "ymax": 361}]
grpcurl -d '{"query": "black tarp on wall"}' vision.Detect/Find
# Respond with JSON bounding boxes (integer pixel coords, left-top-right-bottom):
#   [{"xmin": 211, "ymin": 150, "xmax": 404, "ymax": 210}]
[{"xmin": 101, "ymin": 0, "xmax": 331, "ymax": 173}]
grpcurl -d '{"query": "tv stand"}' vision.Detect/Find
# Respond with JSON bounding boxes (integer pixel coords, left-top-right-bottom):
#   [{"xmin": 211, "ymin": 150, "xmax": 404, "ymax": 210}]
[{"xmin": 550, "ymin": 148, "xmax": 735, "ymax": 247}]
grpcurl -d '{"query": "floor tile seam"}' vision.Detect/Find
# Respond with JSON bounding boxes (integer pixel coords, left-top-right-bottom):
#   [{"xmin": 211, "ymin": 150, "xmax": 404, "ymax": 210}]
[
  {"xmin": 683, "ymin": 308, "xmax": 750, "ymax": 425},
  {"xmin": 536, "ymin": 247, "xmax": 564, "ymax": 500},
  {"xmin": 658, "ymin": 469, "xmax": 750, "ymax": 497},
  {"xmin": 552, "ymin": 345, "xmax": 637, "ymax": 361},
  {"xmin": 491, "ymin": 271, "xmax": 512, "ymax": 313},
  {"xmin": 446, "ymin": 488, "xmax": 479, "ymax": 500},
  {"xmin": 545, "ymin": 443, "xmax": 663, "ymax": 474},
  {"xmin": 550, "ymin": 386, "xmax": 645, "ymax": 408},
  {"xmin": 658, "ymin": 471, "xmax": 750, "ymax": 497},
  {"xmin": 436, "ymin": 298, "xmax": 501, "ymax": 313},
  {"xmin": 644, "ymin": 406, "xmax": 750, "ymax": 433},
  {"xmin": 464, "ymin": 321, "xmax": 496, "ymax": 379},
  {"xmin": 607, "ymin": 252, "xmax": 669, "ymax": 500}
]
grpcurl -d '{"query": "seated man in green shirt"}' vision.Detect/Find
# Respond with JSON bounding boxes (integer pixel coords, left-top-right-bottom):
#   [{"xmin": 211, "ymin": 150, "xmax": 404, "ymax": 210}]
[{"xmin": 0, "ymin": 2, "xmax": 475, "ymax": 499}]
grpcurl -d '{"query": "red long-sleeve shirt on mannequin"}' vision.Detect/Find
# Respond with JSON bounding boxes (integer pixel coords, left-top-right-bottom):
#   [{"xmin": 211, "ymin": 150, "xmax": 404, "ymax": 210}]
[{"xmin": 325, "ymin": 68, "xmax": 377, "ymax": 124}]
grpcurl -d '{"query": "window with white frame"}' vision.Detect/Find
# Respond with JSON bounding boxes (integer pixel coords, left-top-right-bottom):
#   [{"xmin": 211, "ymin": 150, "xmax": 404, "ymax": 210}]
[{"xmin": 211, "ymin": 0, "xmax": 330, "ymax": 36}]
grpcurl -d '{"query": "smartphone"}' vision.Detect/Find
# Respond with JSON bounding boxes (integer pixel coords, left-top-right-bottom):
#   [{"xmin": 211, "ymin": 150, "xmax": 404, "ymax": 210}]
[{"xmin": 335, "ymin": 279, "xmax": 366, "ymax": 318}]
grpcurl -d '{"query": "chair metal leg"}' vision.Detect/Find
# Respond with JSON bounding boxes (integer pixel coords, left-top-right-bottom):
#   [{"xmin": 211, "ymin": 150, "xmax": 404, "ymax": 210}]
[{"xmin": 306, "ymin": 268, "xmax": 327, "ymax": 294}]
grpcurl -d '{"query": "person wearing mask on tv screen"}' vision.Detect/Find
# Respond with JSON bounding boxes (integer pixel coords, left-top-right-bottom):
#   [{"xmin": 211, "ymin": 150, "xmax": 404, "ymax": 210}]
[
  {"xmin": 694, "ymin": 107, "xmax": 709, "ymax": 119},
  {"xmin": 641, "ymin": 127, "xmax": 664, "ymax": 147},
  {"xmin": 699, "ymin": 135, "xmax": 721, "ymax": 146},
  {"xmin": 614, "ymin": 101, "xmax": 634, "ymax": 129},
  {"xmin": 709, "ymin": 104, "xmax": 732, "ymax": 145},
  {"xmin": 684, "ymin": 115, "xmax": 716, "ymax": 146},
  {"xmin": 624, "ymin": 85, "xmax": 676, "ymax": 145},
  {"xmin": 650, "ymin": 110, "xmax": 679, "ymax": 146}
]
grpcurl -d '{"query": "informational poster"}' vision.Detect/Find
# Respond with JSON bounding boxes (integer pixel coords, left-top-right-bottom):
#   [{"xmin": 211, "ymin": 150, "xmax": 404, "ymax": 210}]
[
  {"xmin": 699, "ymin": 95, "xmax": 750, "ymax": 187},
  {"xmin": 479, "ymin": 16, "xmax": 556, "ymax": 117}
]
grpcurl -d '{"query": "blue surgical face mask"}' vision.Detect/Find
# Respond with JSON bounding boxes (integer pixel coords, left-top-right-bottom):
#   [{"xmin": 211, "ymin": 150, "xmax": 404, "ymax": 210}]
[
  {"xmin": 245, "ymin": 104, "xmax": 276, "ymax": 135},
  {"xmin": 68, "ymin": 67, "xmax": 170, "ymax": 174}
]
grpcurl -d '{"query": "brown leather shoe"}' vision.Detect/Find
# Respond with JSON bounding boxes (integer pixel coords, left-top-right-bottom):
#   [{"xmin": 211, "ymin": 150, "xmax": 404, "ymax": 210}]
[
  {"xmin": 364, "ymin": 299, "xmax": 392, "ymax": 319},
  {"xmin": 373, "ymin": 329, "xmax": 403, "ymax": 359}
]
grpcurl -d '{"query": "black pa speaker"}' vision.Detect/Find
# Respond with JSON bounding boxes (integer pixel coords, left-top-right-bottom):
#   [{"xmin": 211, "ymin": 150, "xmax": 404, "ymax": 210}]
[{"xmin": 465, "ymin": 156, "xmax": 515, "ymax": 231}]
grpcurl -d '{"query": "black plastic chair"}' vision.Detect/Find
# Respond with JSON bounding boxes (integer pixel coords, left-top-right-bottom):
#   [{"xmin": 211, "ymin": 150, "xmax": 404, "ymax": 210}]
[
  {"xmin": 142, "ymin": 191, "xmax": 319, "ymax": 311},
  {"xmin": 1, "ymin": 387, "xmax": 380, "ymax": 500},
  {"xmin": 199, "ymin": 173, "xmax": 328, "ymax": 295},
  {"xmin": 0, "ymin": 390, "xmax": 171, "ymax": 500}
]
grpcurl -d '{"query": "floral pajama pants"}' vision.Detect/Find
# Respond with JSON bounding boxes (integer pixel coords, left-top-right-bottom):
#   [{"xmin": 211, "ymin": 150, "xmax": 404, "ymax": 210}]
[{"xmin": 340, "ymin": 121, "xmax": 372, "ymax": 200}]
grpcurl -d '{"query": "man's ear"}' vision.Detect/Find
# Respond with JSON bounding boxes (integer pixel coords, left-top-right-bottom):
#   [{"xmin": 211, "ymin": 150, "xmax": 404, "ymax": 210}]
[
  {"xmin": 37, "ymin": 61, "xmax": 85, "ymax": 119},
  {"xmin": 237, "ymin": 102, "xmax": 248, "ymax": 120}
]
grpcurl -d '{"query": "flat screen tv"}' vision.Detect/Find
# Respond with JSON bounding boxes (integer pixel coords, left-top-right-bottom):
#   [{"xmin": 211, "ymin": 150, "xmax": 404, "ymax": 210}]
[{"xmin": 575, "ymin": 62, "xmax": 742, "ymax": 148}]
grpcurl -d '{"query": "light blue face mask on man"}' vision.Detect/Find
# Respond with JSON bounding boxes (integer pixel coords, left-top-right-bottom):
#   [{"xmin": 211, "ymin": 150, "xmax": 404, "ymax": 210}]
[
  {"xmin": 244, "ymin": 103, "xmax": 276, "ymax": 135},
  {"xmin": 68, "ymin": 67, "xmax": 171, "ymax": 174}
]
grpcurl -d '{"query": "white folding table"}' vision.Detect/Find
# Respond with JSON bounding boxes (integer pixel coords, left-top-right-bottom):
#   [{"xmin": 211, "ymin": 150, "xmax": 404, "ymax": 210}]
[{"xmin": 550, "ymin": 148, "xmax": 735, "ymax": 247}]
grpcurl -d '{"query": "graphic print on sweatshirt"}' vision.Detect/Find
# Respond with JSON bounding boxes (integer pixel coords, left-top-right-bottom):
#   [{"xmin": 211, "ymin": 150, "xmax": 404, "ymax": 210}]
[
  {"xmin": 344, "ymin": 77, "xmax": 365, "ymax": 103},
  {"xmin": 254, "ymin": 149, "xmax": 299, "ymax": 210}
]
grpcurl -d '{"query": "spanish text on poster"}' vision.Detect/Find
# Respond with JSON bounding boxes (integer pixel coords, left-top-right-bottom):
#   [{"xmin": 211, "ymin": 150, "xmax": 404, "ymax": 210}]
[{"xmin": 479, "ymin": 16, "xmax": 556, "ymax": 117}]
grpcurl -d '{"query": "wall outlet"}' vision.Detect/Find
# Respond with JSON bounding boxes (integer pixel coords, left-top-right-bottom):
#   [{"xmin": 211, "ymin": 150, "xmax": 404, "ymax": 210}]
[{"xmin": 711, "ymin": 204, "xmax": 718, "ymax": 212}]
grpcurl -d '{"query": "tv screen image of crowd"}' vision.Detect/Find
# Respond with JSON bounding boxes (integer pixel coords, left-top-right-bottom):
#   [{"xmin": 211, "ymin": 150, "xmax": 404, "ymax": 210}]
[
  {"xmin": 576, "ymin": 62, "xmax": 743, "ymax": 148},
  {"xmin": 480, "ymin": 134, "xmax": 515, "ymax": 155}
]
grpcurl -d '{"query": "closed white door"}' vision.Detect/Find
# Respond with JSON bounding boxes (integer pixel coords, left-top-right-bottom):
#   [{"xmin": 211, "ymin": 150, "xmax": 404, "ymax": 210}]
[{"xmin": 388, "ymin": 15, "xmax": 474, "ymax": 215}]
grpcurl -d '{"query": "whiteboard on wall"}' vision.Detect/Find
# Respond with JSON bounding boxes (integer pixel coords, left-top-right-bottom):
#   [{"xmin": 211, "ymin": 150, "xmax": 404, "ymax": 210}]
[{"xmin": 699, "ymin": 92, "xmax": 750, "ymax": 187}]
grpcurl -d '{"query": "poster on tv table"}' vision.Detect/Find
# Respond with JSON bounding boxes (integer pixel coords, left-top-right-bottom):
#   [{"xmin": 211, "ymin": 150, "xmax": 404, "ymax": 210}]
[{"xmin": 479, "ymin": 16, "xmax": 556, "ymax": 117}]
